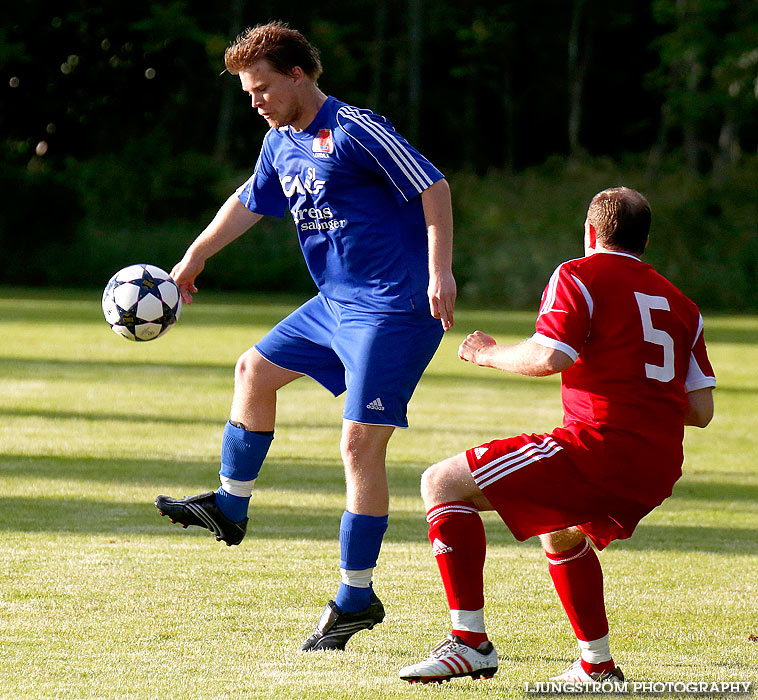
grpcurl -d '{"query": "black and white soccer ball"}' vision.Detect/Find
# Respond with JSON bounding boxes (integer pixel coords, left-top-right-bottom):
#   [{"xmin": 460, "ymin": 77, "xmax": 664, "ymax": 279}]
[{"xmin": 102, "ymin": 264, "xmax": 182, "ymax": 341}]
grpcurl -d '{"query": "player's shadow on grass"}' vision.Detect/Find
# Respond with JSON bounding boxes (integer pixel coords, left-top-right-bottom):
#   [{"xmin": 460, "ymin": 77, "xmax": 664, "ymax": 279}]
[
  {"xmin": 700, "ymin": 321, "xmax": 758, "ymax": 345},
  {"xmin": 612, "ymin": 522, "xmax": 758, "ymax": 554},
  {"xmin": 0, "ymin": 407, "xmax": 223, "ymax": 427},
  {"xmin": 0, "ymin": 405, "xmax": 519, "ymax": 434},
  {"xmin": 2, "ymin": 494, "xmax": 757, "ymax": 554},
  {"xmin": 4, "ymin": 452, "xmax": 757, "ymax": 551},
  {"xmin": 0, "ymin": 496, "xmax": 433, "ymax": 542},
  {"xmin": 4, "ymin": 452, "xmax": 758, "ymax": 503},
  {"xmin": 32, "ymin": 452, "xmax": 758, "ymax": 491},
  {"xmin": 0, "ymin": 356, "xmax": 562, "ymax": 395},
  {"xmin": 0, "ymin": 453, "xmax": 430, "ymax": 498},
  {"xmin": 0, "ymin": 356, "xmax": 231, "ymax": 377},
  {"xmin": 670, "ymin": 475, "xmax": 758, "ymax": 502}
]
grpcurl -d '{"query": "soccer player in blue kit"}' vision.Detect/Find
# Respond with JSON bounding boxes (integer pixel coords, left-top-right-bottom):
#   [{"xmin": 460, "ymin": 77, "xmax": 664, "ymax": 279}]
[{"xmin": 155, "ymin": 21, "xmax": 456, "ymax": 651}]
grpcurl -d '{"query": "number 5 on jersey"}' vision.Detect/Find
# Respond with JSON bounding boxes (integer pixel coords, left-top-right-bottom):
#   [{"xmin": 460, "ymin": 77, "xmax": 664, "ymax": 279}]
[{"xmin": 634, "ymin": 292, "xmax": 675, "ymax": 383}]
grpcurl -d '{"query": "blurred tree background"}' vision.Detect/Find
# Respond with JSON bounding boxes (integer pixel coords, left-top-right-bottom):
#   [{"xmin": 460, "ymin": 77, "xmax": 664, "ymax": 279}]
[{"xmin": 2, "ymin": 0, "xmax": 757, "ymax": 309}]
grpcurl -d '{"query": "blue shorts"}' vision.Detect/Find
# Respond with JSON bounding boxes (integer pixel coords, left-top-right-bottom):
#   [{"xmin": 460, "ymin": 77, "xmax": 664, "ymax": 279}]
[{"xmin": 254, "ymin": 294, "xmax": 444, "ymax": 428}]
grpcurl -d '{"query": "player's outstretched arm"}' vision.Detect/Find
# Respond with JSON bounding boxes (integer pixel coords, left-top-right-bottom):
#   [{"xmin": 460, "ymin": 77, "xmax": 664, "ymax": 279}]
[
  {"xmin": 422, "ymin": 179, "xmax": 456, "ymax": 331},
  {"xmin": 172, "ymin": 195, "xmax": 263, "ymax": 304},
  {"xmin": 684, "ymin": 387, "xmax": 714, "ymax": 428},
  {"xmin": 458, "ymin": 331, "xmax": 574, "ymax": 377}
]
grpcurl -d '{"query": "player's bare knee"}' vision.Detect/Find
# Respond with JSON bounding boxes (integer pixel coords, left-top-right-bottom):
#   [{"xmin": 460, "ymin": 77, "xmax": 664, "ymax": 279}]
[
  {"xmin": 339, "ymin": 429, "xmax": 375, "ymax": 474},
  {"xmin": 419, "ymin": 464, "xmax": 439, "ymax": 505},
  {"xmin": 234, "ymin": 348, "xmax": 259, "ymax": 384},
  {"xmin": 540, "ymin": 526, "xmax": 586, "ymax": 554},
  {"xmin": 420, "ymin": 460, "xmax": 456, "ymax": 507},
  {"xmin": 340, "ymin": 423, "xmax": 393, "ymax": 471},
  {"xmin": 235, "ymin": 348, "xmax": 284, "ymax": 393},
  {"xmin": 339, "ymin": 431, "xmax": 358, "ymax": 467}
]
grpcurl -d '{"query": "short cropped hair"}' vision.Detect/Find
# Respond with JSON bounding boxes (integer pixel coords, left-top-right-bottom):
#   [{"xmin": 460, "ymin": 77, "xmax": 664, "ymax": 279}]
[
  {"xmin": 224, "ymin": 21, "xmax": 323, "ymax": 80},
  {"xmin": 587, "ymin": 187, "xmax": 651, "ymax": 255}
]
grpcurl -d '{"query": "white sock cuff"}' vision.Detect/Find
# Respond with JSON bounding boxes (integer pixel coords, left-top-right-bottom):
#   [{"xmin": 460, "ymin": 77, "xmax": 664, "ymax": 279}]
[
  {"xmin": 450, "ymin": 608, "xmax": 486, "ymax": 633},
  {"xmin": 426, "ymin": 503, "xmax": 479, "ymax": 525},
  {"xmin": 578, "ymin": 634, "xmax": 611, "ymax": 663},
  {"xmin": 546, "ymin": 539, "xmax": 591, "ymax": 565},
  {"xmin": 219, "ymin": 475, "xmax": 257, "ymax": 498},
  {"xmin": 340, "ymin": 567, "xmax": 374, "ymax": 588}
]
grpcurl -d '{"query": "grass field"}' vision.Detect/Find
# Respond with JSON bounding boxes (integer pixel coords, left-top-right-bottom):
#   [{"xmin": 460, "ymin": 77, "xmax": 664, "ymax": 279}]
[{"xmin": 1, "ymin": 288, "xmax": 756, "ymax": 700}]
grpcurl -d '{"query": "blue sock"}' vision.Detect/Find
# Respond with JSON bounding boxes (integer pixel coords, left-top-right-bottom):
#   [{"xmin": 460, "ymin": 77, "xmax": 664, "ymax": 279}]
[
  {"xmin": 214, "ymin": 421, "xmax": 273, "ymax": 523},
  {"xmin": 336, "ymin": 582, "xmax": 372, "ymax": 612},
  {"xmin": 215, "ymin": 486, "xmax": 249, "ymax": 523},
  {"xmin": 334, "ymin": 511, "xmax": 388, "ymax": 613}
]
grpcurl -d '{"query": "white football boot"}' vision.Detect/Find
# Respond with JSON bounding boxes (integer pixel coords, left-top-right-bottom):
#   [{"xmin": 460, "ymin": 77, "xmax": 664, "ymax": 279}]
[
  {"xmin": 550, "ymin": 658, "xmax": 625, "ymax": 687},
  {"xmin": 399, "ymin": 634, "xmax": 498, "ymax": 684}
]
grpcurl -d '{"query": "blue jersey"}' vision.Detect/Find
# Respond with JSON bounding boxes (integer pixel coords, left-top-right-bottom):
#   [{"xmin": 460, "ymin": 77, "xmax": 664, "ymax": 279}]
[{"xmin": 237, "ymin": 96, "xmax": 444, "ymax": 312}]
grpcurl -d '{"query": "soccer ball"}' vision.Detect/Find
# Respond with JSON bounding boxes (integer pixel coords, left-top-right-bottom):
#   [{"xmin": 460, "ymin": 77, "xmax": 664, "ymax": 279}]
[{"xmin": 102, "ymin": 264, "xmax": 182, "ymax": 341}]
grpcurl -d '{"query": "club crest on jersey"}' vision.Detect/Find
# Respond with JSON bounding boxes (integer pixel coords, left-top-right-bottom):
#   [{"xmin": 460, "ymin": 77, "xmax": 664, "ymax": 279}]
[{"xmin": 312, "ymin": 129, "xmax": 334, "ymax": 157}]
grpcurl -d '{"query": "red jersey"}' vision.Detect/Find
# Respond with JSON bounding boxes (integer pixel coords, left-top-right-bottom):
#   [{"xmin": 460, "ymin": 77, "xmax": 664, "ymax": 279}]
[{"xmin": 532, "ymin": 251, "xmax": 715, "ymax": 505}]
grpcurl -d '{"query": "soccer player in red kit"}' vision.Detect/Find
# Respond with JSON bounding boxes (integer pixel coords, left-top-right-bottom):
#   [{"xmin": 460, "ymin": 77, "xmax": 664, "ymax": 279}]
[{"xmin": 399, "ymin": 187, "xmax": 715, "ymax": 685}]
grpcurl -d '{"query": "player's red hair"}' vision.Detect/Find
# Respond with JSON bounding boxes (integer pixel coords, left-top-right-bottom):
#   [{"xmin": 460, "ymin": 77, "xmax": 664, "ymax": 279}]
[{"xmin": 224, "ymin": 21, "xmax": 323, "ymax": 81}]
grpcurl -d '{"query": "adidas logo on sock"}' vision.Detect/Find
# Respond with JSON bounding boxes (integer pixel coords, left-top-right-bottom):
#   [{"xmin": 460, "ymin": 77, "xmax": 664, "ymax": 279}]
[
  {"xmin": 432, "ymin": 538, "xmax": 453, "ymax": 555},
  {"xmin": 366, "ymin": 397, "xmax": 385, "ymax": 411}
]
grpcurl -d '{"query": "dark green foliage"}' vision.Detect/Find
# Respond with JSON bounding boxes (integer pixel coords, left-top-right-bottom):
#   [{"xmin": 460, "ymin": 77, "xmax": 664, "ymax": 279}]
[
  {"xmin": 0, "ymin": 169, "xmax": 83, "ymax": 285},
  {"xmin": 6, "ymin": 151, "xmax": 754, "ymax": 310},
  {"xmin": 1, "ymin": 0, "xmax": 755, "ymax": 308},
  {"xmin": 68, "ymin": 132, "xmax": 226, "ymax": 224},
  {"xmin": 450, "ymin": 155, "xmax": 758, "ymax": 311}
]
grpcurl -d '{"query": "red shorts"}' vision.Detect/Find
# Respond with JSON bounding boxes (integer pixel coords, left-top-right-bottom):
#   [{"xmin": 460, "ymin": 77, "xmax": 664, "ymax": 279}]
[{"xmin": 465, "ymin": 425, "xmax": 655, "ymax": 550}]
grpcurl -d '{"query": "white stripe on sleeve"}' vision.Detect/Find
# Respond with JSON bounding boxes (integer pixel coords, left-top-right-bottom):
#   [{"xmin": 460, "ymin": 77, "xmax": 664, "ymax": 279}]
[
  {"xmin": 685, "ymin": 353, "xmax": 716, "ymax": 392},
  {"xmin": 570, "ymin": 274, "xmax": 594, "ymax": 317},
  {"xmin": 338, "ymin": 106, "xmax": 433, "ymax": 194},
  {"xmin": 538, "ymin": 266, "xmax": 562, "ymax": 317},
  {"xmin": 531, "ymin": 332, "xmax": 579, "ymax": 362}
]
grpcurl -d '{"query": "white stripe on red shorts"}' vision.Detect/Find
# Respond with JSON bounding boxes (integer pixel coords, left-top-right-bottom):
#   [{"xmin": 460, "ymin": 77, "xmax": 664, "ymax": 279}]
[{"xmin": 472, "ymin": 436, "xmax": 563, "ymax": 490}]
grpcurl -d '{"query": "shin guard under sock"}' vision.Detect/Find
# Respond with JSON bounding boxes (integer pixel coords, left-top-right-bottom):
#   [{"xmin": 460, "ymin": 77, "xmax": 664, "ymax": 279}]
[
  {"xmin": 426, "ymin": 502, "xmax": 488, "ymax": 645},
  {"xmin": 214, "ymin": 421, "xmax": 273, "ymax": 522},
  {"xmin": 546, "ymin": 539, "xmax": 613, "ymax": 672},
  {"xmin": 335, "ymin": 511, "xmax": 388, "ymax": 612}
]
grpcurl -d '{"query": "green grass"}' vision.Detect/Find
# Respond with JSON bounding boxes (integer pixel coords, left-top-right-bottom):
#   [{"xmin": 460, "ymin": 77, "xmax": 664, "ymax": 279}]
[{"xmin": 0, "ymin": 288, "xmax": 756, "ymax": 699}]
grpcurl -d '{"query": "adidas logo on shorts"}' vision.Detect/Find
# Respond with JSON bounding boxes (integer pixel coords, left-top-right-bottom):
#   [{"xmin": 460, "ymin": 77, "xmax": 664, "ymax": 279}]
[{"xmin": 366, "ymin": 397, "xmax": 385, "ymax": 411}]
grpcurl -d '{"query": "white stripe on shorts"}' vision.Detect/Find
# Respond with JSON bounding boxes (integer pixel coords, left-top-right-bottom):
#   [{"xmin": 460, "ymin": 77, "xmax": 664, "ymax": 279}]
[{"xmin": 472, "ymin": 436, "xmax": 563, "ymax": 490}]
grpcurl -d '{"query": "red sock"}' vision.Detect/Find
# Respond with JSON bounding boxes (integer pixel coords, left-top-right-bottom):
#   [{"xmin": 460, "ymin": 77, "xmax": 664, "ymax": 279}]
[
  {"xmin": 546, "ymin": 539, "xmax": 614, "ymax": 673},
  {"xmin": 580, "ymin": 658, "xmax": 616, "ymax": 675},
  {"xmin": 427, "ymin": 502, "xmax": 488, "ymax": 647}
]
